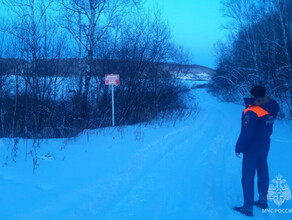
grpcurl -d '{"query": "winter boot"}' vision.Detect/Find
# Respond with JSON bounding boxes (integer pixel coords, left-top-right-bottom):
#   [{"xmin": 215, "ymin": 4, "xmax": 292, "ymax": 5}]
[
  {"xmin": 254, "ymin": 200, "xmax": 268, "ymax": 209},
  {"xmin": 233, "ymin": 206, "xmax": 253, "ymax": 217}
]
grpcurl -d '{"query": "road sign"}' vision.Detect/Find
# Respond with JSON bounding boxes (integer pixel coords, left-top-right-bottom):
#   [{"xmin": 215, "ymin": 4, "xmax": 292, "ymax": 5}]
[
  {"xmin": 105, "ymin": 74, "xmax": 120, "ymax": 127},
  {"xmin": 105, "ymin": 74, "xmax": 120, "ymax": 85}
]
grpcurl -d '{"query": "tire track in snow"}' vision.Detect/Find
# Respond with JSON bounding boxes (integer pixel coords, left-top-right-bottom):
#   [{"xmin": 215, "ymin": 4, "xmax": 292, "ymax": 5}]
[
  {"xmin": 100, "ymin": 89, "xmax": 240, "ymax": 220},
  {"xmin": 71, "ymin": 110, "xmax": 210, "ymax": 220}
]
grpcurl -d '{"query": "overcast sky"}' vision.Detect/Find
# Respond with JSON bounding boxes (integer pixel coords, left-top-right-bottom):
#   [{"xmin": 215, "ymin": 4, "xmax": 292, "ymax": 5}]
[{"xmin": 147, "ymin": 0, "xmax": 227, "ymax": 68}]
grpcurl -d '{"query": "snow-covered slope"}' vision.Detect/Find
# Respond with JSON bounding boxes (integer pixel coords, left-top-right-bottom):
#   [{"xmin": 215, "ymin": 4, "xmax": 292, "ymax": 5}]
[{"xmin": 0, "ymin": 81, "xmax": 291, "ymax": 220}]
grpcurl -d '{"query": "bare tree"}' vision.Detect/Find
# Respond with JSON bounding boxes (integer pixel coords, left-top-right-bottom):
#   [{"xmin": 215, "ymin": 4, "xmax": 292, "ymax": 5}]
[
  {"xmin": 214, "ymin": 0, "xmax": 292, "ymax": 117},
  {"xmin": 0, "ymin": 0, "xmax": 67, "ymax": 136},
  {"xmin": 60, "ymin": 0, "xmax": 142, "ymax": 123}
]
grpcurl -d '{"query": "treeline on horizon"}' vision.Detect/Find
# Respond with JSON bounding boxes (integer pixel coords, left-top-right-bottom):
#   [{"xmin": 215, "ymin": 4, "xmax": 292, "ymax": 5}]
[
  {"xmin": 212, "ymin": 0, "xmax": 292, "ymax": 118},
  {"xmin": 0, "ymin": 0, "xmax": 191, "ymax": 139}
]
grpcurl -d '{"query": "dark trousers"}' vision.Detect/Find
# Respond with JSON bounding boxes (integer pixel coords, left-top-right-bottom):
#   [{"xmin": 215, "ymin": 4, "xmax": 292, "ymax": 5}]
[{"xmin": 241, "ymin": 154, "xmax": 269, "ymax": 211}]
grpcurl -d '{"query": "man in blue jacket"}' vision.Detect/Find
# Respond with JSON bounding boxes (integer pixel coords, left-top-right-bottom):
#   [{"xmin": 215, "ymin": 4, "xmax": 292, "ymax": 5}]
[{"xmin": 233, "ymin": 86, "xmax": 279, "ymax": 217}]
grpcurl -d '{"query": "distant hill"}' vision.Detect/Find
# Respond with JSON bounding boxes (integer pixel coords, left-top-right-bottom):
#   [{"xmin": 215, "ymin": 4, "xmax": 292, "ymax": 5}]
[
  {"xmin": 0, "ymin": 58, "xmax": 215, "ymax": 81},
  {"xmin": 162, "ymin": 63, "xmax": 215, "ymax": 81}
]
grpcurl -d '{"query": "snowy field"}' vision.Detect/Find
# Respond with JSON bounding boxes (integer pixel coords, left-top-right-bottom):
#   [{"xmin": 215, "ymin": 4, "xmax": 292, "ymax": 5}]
[{"xmin": 0, "ymin": 81, "xmax": 291, "ymax": 220}]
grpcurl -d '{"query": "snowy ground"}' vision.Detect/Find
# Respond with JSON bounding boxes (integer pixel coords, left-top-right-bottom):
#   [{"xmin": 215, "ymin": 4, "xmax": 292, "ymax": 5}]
[{"xmin": 0, "ymin": 81, "xmax": 291, "ymax": 220}]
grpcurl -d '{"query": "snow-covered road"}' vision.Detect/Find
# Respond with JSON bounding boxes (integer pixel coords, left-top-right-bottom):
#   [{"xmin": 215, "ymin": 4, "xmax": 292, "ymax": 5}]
[
  {"xmin": 96, "ymin": 86, "xmax": 241, "ymax": 220},
  {"xmin": 0, "ymin": 82, "xmax": 291, "ymax": 220}
]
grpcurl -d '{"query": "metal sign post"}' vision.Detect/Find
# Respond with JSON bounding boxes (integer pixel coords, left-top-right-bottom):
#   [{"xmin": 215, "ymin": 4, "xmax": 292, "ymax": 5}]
[
  {"xmin": 111, "ymin": 84, "xmax": 115, "ymax": 127},
  {"xmin": 105, "ymin": 74, "xmax": 120, "ymax": 127}
]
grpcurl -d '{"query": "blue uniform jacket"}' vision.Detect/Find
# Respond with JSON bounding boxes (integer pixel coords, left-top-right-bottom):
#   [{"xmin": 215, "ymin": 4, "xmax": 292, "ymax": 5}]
[{"xmin": 235, "ymin": 97, "xmax": 279, "ymax": 156}]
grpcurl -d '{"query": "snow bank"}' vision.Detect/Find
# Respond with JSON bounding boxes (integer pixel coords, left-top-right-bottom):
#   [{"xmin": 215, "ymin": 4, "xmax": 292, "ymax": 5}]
[{"xmin": 0, "ymin": 81, "xmax": 291, "ymax": 220}]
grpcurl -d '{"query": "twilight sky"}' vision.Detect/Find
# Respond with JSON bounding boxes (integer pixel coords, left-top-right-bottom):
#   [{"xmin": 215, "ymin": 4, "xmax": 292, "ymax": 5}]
[
  {"xmin": 147, "ymin": 0, "xmax": 227, "ymax": 68},
  {"xmin": 0, "ymin": 0, "xmax": 226, "ymax": 69}
]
